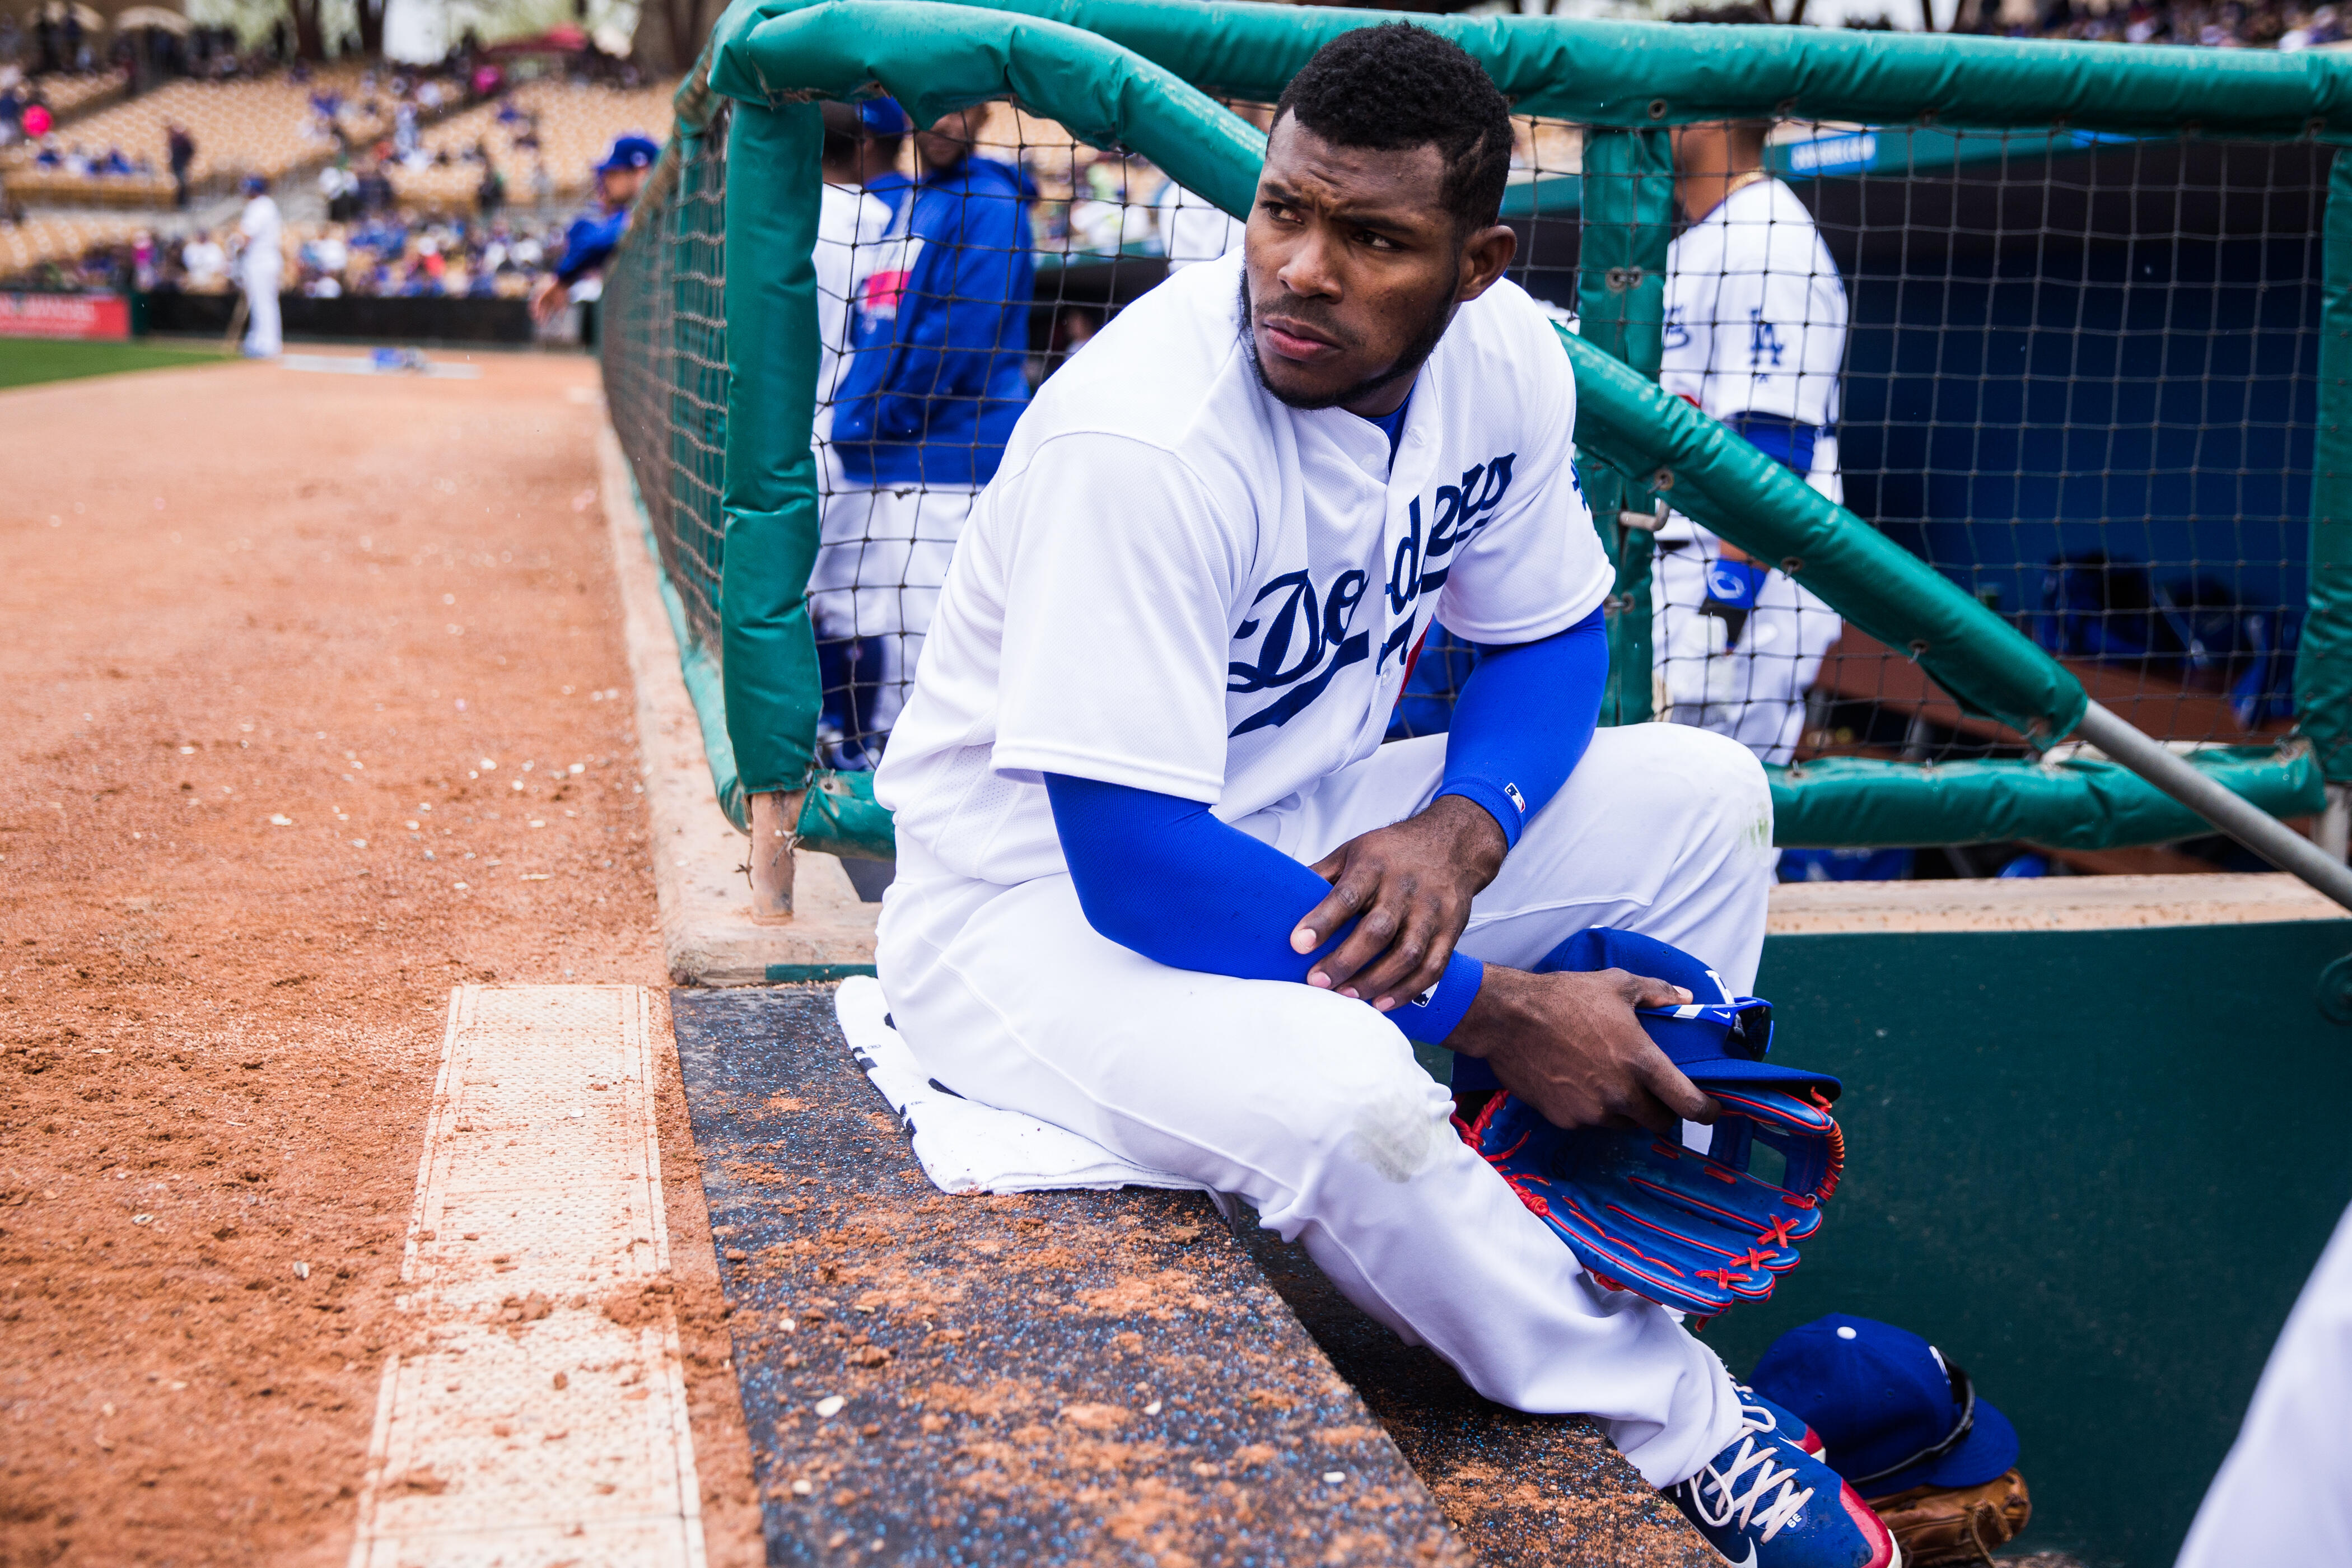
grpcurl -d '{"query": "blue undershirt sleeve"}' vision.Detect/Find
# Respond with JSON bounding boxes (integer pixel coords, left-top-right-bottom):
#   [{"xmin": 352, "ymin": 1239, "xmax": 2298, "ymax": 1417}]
[
  {"xmin": 1044, "ymin": 774, "xmax": 1487, "ymax": 1044},
  {"xmin": 553, "ymin": 209, "xmax": 625, "ymax": 288},
  {"xmin": 1429, "ymin": 605, "xmax": 1608, "ymax": 851}
]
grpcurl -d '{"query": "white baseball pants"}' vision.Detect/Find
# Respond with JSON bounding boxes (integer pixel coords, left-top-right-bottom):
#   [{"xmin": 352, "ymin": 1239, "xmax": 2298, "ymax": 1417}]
[
  {"xmin": 876, "ymin": 722, "xmax": 1775, "ymax": 1486},
  {"xmin": 1651, "ymin": 530, "xmax": 1842, "ymax": 768},
  {"xmin": 241, "ymin": 269, "xmax": 282, "ymax": 358}
]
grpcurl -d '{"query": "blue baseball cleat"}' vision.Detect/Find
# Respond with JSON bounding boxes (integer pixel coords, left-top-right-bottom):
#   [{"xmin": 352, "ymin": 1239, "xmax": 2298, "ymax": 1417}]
[{"xmin": 1667, "ymin": 1388, "xmax": 1900, "ymax": 1567}]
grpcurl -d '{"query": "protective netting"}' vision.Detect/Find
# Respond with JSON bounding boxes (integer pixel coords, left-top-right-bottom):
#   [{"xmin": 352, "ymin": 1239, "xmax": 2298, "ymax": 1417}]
[
  {"xmin": 603, "ymin": 93, "xmax": 2323, "ymax": 830},
  {"xmin": 603, "ymin": 97, "xmax": 731, "ymax": 663},
  {"xmin": 1778, "ymin": 127, "xmax": 2322, "ymax": 768}
]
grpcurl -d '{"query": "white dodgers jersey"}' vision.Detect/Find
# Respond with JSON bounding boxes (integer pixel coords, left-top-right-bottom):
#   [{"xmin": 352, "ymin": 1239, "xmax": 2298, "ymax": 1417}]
[
  {"xmin": 873, "ymin": 251, "xmax": 1612, "ymax": 887},
  {"xmin": 1658, "ymin": 177, "xmax": 1849, "ymax": 535},
  {"xmin": 1660, "ymin": 177, "xmax": 1846, "ymax": 433},
  {"xmin": 814, "ymin": 181, "xmax": 894, "ymax": 433}
]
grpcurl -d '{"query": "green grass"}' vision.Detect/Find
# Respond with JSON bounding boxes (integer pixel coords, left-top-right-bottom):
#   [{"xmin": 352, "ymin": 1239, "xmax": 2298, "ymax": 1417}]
[{"xmin": 0, "ymin": 337, "xmax": 231, "ymax": 391}]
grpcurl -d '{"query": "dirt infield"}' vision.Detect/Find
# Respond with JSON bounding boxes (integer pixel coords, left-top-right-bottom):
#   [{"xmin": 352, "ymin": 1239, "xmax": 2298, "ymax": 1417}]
[{"xmin": 0, "ymin": 352, "xmax": 758, "ymax": 1567}]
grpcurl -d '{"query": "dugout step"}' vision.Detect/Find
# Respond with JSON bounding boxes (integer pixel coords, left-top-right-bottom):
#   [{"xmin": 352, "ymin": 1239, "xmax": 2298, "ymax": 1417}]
[
  {"xmin": 671, "ymin": 985, "xmax": 1712, "ymax": 1567},
  {"xmin": 1239, "ymin": 1226, "xmax": 1718, "ymax": 1568}
]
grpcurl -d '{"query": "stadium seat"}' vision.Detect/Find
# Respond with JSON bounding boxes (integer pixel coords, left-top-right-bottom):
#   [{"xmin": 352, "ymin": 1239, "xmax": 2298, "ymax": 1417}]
[
  {"xmin": 384, "ymin": 79, "xmax": 676, "ymax": 211},
  {"xmin": 0, "ymin": 66, "xmax": 390, "ymax": 206},
  {"xmin": 0, "ymin": 210, "xmax": 146, "ymax": 276}
]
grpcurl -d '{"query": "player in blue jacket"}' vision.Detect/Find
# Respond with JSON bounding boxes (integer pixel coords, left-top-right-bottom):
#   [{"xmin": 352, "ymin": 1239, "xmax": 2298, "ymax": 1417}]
[
  {"xmin": 529, "ymin": 132, "xmax": 661, "ymax": 346},
  {"xmin": 810, "ymin": 106, "xmax": 1034, "ymax": 767}
]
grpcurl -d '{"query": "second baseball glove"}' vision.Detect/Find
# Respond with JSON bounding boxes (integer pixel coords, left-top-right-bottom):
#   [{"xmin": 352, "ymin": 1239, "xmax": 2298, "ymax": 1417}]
[{"xmin": 1864, "ymin": 1468, "xmax": 2033, "ymax": 1566}]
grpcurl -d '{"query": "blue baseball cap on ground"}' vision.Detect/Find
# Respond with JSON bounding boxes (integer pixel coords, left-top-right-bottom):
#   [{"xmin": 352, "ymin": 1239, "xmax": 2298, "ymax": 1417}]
[
  {"xmin": 1450, "ymin": 927, "xmax": 1842, "ymax": 1100},
  {"xmin": 597, "ymin": 133, "xmax": 660, "ymax": 175},
  {"xmin": 857, "ymin": 96, "xmax": 911, "ymax": 137},
  {"xmin": 1751, "ymin": 1315, "xmax": 2020, "ymax": 1495}
]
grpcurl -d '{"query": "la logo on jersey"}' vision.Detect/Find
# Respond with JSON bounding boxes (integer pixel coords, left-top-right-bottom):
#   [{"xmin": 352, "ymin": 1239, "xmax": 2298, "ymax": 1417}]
[{"xmin": 1227, "ymin": 452, "xmax": 1516, "ymax": 736}]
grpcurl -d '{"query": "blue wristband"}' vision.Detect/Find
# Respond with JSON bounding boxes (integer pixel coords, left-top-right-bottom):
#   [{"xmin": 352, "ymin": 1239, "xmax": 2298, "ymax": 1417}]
[
  {"xmin": 1399, "ymin": 951, "xmax": 1485, "ymax": 1046},
  {"xmin": 1704, "ymin": 556, "xmax": 1773, "ymax": 611},
  {"xmin": 1432, "ymin": 778, "xmax": 1530, "ymax": 852}
]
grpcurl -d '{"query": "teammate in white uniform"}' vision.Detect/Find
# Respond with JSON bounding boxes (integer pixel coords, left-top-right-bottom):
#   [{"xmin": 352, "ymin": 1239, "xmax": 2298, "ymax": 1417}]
[
  {"xmin": 874, "ymin": 26, "xmax": 1891, "ymax": 1568},
  {"xmin": 2175, "ymin": 1196, "xmax": 2352, "ymax": 1568},
  {"xmin": 811, "ymin": 100, "xmax": 909, "ymax": 762},
  {"xmin": 814, "ymin": 103, "xmax": 903, "ymax": 431},
  {"xmin": 815, "ymin": 105, "xmax": 1033, "ymax": 765},
  {"xmin": 235, "ymin": 175, "xmax": 283, "ymax": 359},
  {"xmin": 1653, "ymin": 117, "xmax": 1848, "ymax": 766}
]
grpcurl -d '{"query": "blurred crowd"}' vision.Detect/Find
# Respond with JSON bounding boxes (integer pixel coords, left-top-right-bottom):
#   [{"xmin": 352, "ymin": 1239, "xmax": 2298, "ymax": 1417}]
[
  {"xmin": 1958, "ymin": 0, "xmax": 2346, "ymax": 45},
  {"xmin": 11, "ymin": 208, "xmax": 577, "ymax": 300},
  {"xmin": 0, "ymin": 72, "xmax": 55, "ymax": 148},
  {"xmin": 282, "ymin": 213, "xmax": 567, "ymax": 299}
]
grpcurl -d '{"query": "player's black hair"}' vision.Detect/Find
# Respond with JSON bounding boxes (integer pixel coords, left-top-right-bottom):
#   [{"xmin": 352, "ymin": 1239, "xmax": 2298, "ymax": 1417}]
[
  {"xmin": 819, "ymin": 101, "xmax": 865, "ymax": 167},
  {"xmin": 820, "ymin": 101, "xmax": 859, "ymax": 166},
  {"xmin": 1273, "ymin": 23, "xmax": 1514, "ymax": 235}
]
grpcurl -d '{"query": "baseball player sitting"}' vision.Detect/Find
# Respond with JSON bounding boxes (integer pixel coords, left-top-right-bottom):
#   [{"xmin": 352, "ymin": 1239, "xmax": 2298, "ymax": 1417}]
[
  {"xmin": 1651, "ymin": 13, "xmax": 1849, "ymax": 771},
  {"xmin": 871, "ymin": 25, "xmax": 1894, "ymax": 1568}
]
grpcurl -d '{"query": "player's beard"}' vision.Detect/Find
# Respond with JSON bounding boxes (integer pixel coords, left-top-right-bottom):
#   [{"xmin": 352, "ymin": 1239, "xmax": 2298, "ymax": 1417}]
[{"xmin": 1238, "ymin": 263, "xmax": 1457, "ymax": 413}]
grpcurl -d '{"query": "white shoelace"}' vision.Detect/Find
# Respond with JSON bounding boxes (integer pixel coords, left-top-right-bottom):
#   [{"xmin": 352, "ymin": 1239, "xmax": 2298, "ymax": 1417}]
[
  {"xmin": 1733, "ymin": 1384, "xmax": 1788, "ymax": 1439},
  {"xmin": 1685, "ymin": 1434, "xmax": 1816, "ymax": 1543}
]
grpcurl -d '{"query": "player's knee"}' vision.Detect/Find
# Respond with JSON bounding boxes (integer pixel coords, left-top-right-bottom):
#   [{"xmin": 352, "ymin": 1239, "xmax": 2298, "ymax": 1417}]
[
  {"xmin": 1262, "ymin": 1000, "xmax": 1458, "ymax": 1189},
  {"xmin": 1243, "ymin": 988, "xmax": 1430, "ymax": 1126},
  {"xmin": 1619, "ymin": 724, "xmax": 1774, "ymax": 855}
]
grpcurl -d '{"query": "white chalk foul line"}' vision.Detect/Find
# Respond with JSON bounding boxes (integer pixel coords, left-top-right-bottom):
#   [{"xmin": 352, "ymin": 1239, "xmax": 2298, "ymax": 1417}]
[{"xmin": 348, "ymin": 984, "xmax": 707, "ymax": 1568}]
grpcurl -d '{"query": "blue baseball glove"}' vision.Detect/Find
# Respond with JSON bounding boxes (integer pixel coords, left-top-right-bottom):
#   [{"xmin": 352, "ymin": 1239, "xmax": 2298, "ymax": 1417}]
[{"xmin": 1451, "ymin": 929, "xmax": 1846, "ymax": 1319}]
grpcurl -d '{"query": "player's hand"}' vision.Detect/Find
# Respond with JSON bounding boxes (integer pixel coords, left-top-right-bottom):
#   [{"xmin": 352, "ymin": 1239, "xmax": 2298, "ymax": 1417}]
[
  {"xmin": 1448, "ymin": 966, "xmax": 1718, "ymax": 1135},
  {"xmin": 1289, "ymin": 794, "xmax": 1508, "ymax": 1012},
  {"xmin": 528, "ymin": 274, "xmax": 563, "ymax": 323}
]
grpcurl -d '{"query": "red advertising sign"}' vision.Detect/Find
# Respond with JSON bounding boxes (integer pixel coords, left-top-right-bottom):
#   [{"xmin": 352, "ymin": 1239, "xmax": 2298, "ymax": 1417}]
[{"xmin": 0, "ymin": 292, "xmax": 132, "ymax": 340}]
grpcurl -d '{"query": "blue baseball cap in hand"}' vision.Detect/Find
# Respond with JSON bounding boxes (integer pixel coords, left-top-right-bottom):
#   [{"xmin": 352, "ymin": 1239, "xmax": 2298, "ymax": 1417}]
[
  {"xmin": 1450, "ymin": 927, "xmax": 1842, "ymax": 1101},
  {"xmin": 1749, "ymin": 1315, "xmax": 2020, "ymax": 1496}
]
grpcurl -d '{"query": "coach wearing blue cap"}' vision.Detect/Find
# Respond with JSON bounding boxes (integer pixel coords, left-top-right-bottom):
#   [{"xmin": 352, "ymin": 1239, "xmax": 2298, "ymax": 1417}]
[
  {"xmin": 1752, "ymin": 1314, "xmax": 2032, "ymax": 1561},
  {"xmin": 529, "ymin": 131, "xmax": 662, "ymax": 342}
]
